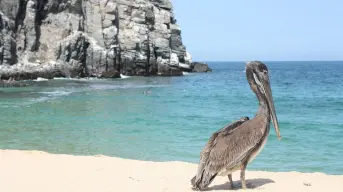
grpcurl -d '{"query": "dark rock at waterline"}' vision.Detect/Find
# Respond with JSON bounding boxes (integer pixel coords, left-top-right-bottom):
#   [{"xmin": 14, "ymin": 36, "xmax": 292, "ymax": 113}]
[
  {"xmin": 168, "ymin": 68, "xmax": 184, "ymax": 76},
  {"xmin": 191, "ymin": 62, "xmax": 212, "ymax": 72},
  {"xmin": 0, "ymin": 70, "xmax": 63, "ymax": 81},
  {"xmin": 158, "ymin": 66, "xmax": 183, "ymax": 76},
  {"xmin": 0, "ymin": 78, "xmax": 28, "ymax": 87},
  {"xmin": 101, "ymin": 70, "xmax": 121, "ymax": 78}
]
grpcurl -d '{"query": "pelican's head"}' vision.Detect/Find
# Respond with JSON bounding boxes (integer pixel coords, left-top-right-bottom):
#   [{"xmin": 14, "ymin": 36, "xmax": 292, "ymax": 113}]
[{"xmin": 245, "ymin": 61, "xmax": 281, "ymax": 140}]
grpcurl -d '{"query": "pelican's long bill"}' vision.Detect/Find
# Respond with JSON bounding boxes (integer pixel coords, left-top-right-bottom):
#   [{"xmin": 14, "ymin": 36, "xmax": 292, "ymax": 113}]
[{"xmin": 262, "ymin": 78, "xmax": 282, "ymax": 140}]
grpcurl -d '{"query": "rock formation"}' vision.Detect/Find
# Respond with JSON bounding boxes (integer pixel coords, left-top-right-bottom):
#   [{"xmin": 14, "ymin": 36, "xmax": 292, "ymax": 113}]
[
  {"xmin": 0, "ymin": 0, "xmax": 193, "ymax": 80},
  {"xmin": 191, "ymin": 62, "xmax": 212, "ymax": 72},
  {"xmin": 0, "ymin": 76, "xmax": 28, "ymax": 87}
]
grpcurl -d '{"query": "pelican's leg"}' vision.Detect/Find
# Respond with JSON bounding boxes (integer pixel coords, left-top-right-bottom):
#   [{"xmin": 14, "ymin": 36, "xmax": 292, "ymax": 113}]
[
  {"xmin": 228, "ymin": 174, "xmax": 234, "ymax": 189},
  {"xmin": 240, "ymin": 162, "xmax": 248, "ymax": 189}
]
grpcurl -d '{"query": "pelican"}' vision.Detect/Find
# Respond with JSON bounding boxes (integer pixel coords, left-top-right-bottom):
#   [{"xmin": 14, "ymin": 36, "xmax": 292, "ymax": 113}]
[{"xmin": 190, "ymin": 61, "xmax": 281, "ymax": 190}]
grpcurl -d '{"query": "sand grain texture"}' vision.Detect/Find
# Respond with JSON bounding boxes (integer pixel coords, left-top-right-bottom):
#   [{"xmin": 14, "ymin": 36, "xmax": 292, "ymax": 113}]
[{"xmin": 0, "ymin": 150, "xmax": 342, "ymax": 192}]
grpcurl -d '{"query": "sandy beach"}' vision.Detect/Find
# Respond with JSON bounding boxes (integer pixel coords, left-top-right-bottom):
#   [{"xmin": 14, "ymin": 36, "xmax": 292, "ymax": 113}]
[{"xmin": 0, "ymin": 149, "xmax": 342, "ymax": 192}]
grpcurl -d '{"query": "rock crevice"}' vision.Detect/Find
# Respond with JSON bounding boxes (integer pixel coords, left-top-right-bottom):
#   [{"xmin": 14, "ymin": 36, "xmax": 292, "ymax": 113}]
[{"xmin": 0, "ymin": 0, "xmax": 193, "ymax": 79}]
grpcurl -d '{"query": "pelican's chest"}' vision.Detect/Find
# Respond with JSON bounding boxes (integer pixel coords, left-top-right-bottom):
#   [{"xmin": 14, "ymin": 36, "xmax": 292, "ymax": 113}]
[{"xmin": 248, "ymin": 127, "xmax": 269, "ymax": 163}]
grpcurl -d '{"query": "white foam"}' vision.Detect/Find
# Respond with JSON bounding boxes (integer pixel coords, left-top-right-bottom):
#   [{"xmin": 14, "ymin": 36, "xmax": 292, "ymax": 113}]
[
  {"xmin": 21, "ymin": 90, "xmax": 73, "ymax": 105},
  {"xmin": 34, "ymin": 77, "xmax": 49, "ymax": 81},
  {"xmin": 182, "ymin": 71, "xmax": 189, "ymax": 75},
  {"xmin": 120, "ymin": 74, "xmax": 131, "ymax": 79},
  {"xmin": 53, "ymin": 77, "xmax": 70, "ymax": 80},
  {"xmin": 70, "ymin": 77, "xmax": 99, "ymax": 82},
  {"xmin": 53, "ymin": 77, "xmax": 108, "ymax": 82},
  {"xmin": 38, "ymin": 90, "xmax": 72, "ymax": 97},
  {"xmin": 0, "ymin": 104, "xmax": 20, "ymax": 108},
  {"xmin": 88, "ymin": 83, "xmax": 165, "ymax": 91},
  {"xmin": 28, "ymin": 96, "xmax": 50, "ymax": 103}
]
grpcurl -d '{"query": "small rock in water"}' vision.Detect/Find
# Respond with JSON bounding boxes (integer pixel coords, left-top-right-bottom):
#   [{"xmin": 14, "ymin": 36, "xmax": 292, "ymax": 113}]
[
  {"xmin": 0, "ymin": 77, "xmax": 29, "ymax": 87},
  {"xmin": 101, "ymin": 70, "xmax": 121, "ymax": 78},
  {"xmin": 191, "ymin": 62, "xmax": 212, "ymax": 72}
]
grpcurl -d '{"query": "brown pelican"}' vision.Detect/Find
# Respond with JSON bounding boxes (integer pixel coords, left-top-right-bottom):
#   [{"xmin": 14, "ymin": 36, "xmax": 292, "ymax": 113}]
[{"xmin": 190, "ymin": 61, "xmax": 281, "ymax": 190}]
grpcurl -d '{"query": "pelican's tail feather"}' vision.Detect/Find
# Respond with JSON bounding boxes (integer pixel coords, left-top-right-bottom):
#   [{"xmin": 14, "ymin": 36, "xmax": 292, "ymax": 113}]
[
  {"xmin": 190, "ymin": 175, "xmax": 196, "ymax": 186},
  {"xmin": 190, "ymin": 170, "xmax": 217, "ymax": 191}
]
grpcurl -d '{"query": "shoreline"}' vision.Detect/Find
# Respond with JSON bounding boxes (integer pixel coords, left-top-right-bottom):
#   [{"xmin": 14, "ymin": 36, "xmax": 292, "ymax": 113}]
[
  {"xmin": 0, "ymin": 61, "xmax": 211, "ymax": 82},
  {"xmin": 0, "ymin": 149, "xmax": 342, "ymax": 192}
]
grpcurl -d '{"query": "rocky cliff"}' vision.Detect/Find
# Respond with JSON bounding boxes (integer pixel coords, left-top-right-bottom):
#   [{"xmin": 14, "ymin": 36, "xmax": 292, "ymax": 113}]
[{"xmin": 0, "ymin": 0, "xmax": 192, "ymax": 79}]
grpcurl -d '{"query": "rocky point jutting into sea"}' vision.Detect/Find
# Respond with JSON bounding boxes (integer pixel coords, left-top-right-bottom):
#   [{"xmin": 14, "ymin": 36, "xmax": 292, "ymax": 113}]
[{"xmin": 0, "ymin": 0, "xmax": 210, "ymax": 82}]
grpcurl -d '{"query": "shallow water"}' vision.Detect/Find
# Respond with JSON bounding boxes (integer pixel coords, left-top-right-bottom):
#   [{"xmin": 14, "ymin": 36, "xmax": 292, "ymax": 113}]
[{"xmin": 0, "ymin": 61, "xmax": 342, "ymax": 174}]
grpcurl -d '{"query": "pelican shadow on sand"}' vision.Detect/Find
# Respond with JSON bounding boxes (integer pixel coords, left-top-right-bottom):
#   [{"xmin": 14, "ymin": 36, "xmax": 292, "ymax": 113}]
[{"xmin": 205, "ymin": 178, "xmax": 275, "ymax": 191}]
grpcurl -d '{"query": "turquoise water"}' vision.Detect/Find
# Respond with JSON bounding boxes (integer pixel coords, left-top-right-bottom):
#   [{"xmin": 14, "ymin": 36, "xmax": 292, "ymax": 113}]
[{"xmin": 0, "ymin": 61, "xmax": 343, "ymax": 175}]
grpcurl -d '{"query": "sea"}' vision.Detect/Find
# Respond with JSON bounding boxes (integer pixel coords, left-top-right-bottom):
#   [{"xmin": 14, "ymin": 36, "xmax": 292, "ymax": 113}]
[{"xmin": 0, "ymin": 61, "xmax": 342, "ymax": 175}]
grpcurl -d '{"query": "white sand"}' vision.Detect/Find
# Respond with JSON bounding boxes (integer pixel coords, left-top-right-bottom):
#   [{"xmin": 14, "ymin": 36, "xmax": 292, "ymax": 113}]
[{"xmin": 0, "ymin": 149, "xmax": 342, "ymax": 192}]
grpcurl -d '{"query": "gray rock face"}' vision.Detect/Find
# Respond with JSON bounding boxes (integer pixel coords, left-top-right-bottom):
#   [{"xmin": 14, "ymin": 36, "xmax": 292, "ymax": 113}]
[
  {"xmin": 0, "ymin": 0, "xmax": 192, "ymax": 79},
  {"xmin": 191, "ymin": 62, "xmax": 212, "ymax": 72}
]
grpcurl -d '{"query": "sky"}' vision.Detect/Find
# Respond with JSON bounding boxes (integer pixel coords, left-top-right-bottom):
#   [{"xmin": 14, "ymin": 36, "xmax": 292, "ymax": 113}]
[{"xmin": 171, "ymin": 0, "xmax": 343, "ymax": 61}]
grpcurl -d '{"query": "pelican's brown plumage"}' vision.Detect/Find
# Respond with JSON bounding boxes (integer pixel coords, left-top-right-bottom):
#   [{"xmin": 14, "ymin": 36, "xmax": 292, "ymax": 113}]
[{"xmin": 190, "ymin": 61, "xmax": 281, "ymax": 190}]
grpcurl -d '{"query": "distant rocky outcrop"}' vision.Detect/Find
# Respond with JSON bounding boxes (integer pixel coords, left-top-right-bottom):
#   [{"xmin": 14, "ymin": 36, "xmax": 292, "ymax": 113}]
[
  {"xmin": 191, "ymin": 62, "xmax": 212, "ymax": 72},
  {"xmin": 0, "ymin": 0, "xmax": 193, "ymax": 80}
]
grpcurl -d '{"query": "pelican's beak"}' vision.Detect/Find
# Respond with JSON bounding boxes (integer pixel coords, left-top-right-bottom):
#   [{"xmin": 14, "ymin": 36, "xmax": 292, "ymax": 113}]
[{"xmin": 262, "ymin": 78, "xmax": 281, "ymax": 140}]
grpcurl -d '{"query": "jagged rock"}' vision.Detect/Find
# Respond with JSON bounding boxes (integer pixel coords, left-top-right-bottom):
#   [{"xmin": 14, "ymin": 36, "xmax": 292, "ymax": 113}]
[
  {"xmin": 157, "ymin": 66, "xmax": 183, "ymax": 76},
  {"xmin": 192, "ymin": 62, "xmax": 212, "ymax": 72},
  {"xmin": 101, "ymin": 69, "xmax": 120, "ymax": 78},
  {"xmin": 151, "ymin": 0, "xmax": 172, "ymax": 10},
  {"xmin": 0, "ymin": 0, "xmax": 192, "ymax": 80},
  {"xmin": 0, "ymin": 77, "xmax": 28, "ymax": 87}
]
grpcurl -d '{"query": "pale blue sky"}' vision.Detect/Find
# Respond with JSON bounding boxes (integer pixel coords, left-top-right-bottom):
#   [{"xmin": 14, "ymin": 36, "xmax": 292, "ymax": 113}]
[{"xmin": 171, "ymin": 0, "xmax": 343, "ymax": 61}]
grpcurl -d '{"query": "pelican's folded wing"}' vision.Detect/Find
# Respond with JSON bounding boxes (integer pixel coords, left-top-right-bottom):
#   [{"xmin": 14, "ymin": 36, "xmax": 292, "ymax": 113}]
[
  {"xmin": 206, "ymin": 119, "xmax": 264, "ymax": 174},
  {"xmin": 191, "ymin": 117, "xmax": 250, "ymax": 189},
  {"xmin": 199, "ymin": 117, "xmax": 249, "ymax": 159}
]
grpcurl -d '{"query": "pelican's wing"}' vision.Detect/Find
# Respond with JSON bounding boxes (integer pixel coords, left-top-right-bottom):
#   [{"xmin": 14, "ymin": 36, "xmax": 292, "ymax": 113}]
[
  {"xmin": 191, "ymin": 117, "xmax": 250, "ymax": 189},
  {"xmin": 201, "ymin": 117, "xmax": 249, "ymax": 158},
  {"xmin": 205, "ymin": 117, "xmax": 264, "ymax": 174},
  {"xmin": 213, "ymin": 116, "xmax": 250, "ymax": 137}
]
